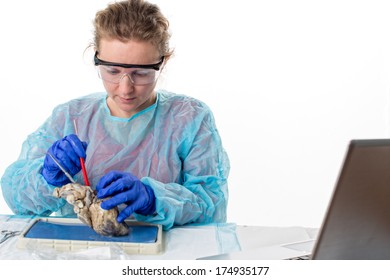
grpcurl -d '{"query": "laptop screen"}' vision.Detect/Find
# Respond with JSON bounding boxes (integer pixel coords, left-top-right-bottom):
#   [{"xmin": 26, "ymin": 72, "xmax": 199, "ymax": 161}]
[{"xmin": 312, "ymin": 139, "xmax": 390, "ymax": 260}]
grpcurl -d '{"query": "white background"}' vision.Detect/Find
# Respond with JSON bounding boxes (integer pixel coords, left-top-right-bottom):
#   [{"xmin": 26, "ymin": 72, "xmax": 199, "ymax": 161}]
[{"xmin": 1, "ymin": 0, "xmax": 390, "ymax": 229}]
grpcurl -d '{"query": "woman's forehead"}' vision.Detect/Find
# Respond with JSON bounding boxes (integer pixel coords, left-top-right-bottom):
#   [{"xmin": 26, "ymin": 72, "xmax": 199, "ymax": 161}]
[{"xmin": 98, "ymin": 38, "xmax": 160, "ymax": 64}]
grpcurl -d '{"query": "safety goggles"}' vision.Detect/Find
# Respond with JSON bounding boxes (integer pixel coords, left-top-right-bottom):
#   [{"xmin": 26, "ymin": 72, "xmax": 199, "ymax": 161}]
[{"xmin": 94, "ymin": 51, "xmax": 164, "ymax": 85}]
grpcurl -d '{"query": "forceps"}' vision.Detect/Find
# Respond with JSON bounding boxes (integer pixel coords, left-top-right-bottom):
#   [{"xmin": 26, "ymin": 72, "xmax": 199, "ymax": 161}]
[
  {"xmin": 47, "ymin": 152, "xmax": 76, "ymax": 183},
  {"xmin": 0, "ymin": 230, "xmax": 21, "ymax": 245}
]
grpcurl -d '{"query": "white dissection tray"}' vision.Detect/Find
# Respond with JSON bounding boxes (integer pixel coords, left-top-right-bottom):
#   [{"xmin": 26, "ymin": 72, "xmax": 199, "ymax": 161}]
[{"xmin": 17, "ymin": 217, "xmax": 163, "ymax": 255}]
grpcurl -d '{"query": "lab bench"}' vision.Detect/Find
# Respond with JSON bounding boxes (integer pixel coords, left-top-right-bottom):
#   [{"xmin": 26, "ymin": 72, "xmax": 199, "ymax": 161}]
[{"xmin": 0, "ymin": 214, "xmax": 317, "ymax": 260}]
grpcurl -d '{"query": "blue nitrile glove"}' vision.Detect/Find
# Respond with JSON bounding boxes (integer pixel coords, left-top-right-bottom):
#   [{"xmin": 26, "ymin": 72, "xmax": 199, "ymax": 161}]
[
  {"xmin": 42, "ymin": 134, "xmax": 88, "ymax": 186},
  {"xmin": 96, "ymin": 171, "xmax": 156, "ymax": 223}
]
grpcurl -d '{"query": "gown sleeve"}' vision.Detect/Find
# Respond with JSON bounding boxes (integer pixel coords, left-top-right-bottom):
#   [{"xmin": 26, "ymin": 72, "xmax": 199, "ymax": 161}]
[{"xmin": 1, "ymin": 104, "xmax": 72, "ymax": 216}]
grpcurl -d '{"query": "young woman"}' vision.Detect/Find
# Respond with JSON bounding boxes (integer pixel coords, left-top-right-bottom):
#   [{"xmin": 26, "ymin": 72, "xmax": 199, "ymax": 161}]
[{"xmin": 1, "ymin": 0, "xmax": 229, "ymax": 230}]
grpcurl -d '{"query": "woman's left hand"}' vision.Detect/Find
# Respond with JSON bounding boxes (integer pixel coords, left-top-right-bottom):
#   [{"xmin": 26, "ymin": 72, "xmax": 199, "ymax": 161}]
[{"xmin": 96, "ymin": 171, "xmax": 156, "ymax": 222}]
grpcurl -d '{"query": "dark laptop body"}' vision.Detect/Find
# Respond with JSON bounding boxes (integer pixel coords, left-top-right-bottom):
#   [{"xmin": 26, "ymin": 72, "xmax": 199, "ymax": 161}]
[{"xmin": 311, "ymin": 139, "xmax": 390, "ymax": 259}]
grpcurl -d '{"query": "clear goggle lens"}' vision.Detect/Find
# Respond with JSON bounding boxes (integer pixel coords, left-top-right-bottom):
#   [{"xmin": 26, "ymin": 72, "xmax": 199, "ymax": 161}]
[{"xmin": 97, "ymin": 65, "xmax": 160, "ymax": 85}]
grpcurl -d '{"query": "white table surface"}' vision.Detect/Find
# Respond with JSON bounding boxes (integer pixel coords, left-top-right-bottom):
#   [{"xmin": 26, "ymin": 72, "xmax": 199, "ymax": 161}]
[{"xmin": 0, "ymin": 214, "xmax": 318, "ymax": 260}]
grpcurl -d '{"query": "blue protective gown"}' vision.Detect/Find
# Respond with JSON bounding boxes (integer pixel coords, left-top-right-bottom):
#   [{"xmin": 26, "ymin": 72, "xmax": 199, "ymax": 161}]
[{"xmin": 0, "ymin": 90, "xmax": 230, "ymax": 230}]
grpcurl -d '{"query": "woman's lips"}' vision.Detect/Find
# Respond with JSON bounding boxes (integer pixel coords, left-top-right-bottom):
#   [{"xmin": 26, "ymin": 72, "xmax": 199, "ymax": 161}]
[{"xmin": 119, "ymin": 96, "xmax": 136, "ymax": 104}]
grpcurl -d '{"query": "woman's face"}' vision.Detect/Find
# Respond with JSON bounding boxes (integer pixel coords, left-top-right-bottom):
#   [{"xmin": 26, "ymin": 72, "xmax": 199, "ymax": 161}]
[{"xmin": 97, "ymin": 39, "xmax": 162, "ymax": 118}]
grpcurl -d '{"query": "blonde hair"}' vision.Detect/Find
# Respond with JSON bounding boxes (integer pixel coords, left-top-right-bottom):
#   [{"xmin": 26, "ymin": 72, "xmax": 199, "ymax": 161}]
[{"xmin": 93, "ymin": 0, "xmax": 173, "ymax": 58}]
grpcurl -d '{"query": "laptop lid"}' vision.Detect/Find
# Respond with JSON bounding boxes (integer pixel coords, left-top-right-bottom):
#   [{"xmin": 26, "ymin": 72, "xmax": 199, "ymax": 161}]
[{"xmin": 311, "ymin": 139, "xmax": 390, "ymax": 259}]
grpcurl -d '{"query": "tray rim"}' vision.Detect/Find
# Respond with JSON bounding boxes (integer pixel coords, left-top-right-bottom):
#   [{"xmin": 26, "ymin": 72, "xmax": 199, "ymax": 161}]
[{"xmin": 17, "ymin": 217, "xmax": 163, "ymax": 255}]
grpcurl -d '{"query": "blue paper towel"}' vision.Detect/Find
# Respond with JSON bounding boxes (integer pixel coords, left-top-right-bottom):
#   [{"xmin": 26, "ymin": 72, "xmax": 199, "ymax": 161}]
[{"xmin": 24, "ymin": 220, "xmax": 158, "ymax": 243}]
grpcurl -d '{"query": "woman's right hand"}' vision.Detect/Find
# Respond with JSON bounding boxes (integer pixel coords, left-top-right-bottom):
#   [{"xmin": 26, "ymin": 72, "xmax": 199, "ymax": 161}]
[{"xmin": 42, "ymin": 134, "xmax": 87, "ymax": 186}]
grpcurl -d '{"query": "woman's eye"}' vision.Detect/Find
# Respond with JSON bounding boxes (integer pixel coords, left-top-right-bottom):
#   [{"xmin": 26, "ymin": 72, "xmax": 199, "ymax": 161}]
[
  {"xmin": 108, "ymin": 70, "xmax": 120, "ymax": 75},
  {"xmin": 104, "ymin": 67, "xmax": 120, "ymax": 75},
  {"xmin": 133, "ymin": 70, "xmax": 150, "ymax": 77}
]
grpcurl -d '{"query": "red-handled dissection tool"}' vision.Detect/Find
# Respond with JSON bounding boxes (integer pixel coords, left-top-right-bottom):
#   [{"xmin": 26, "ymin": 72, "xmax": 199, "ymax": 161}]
[
  {"xmin": 79, "ymin": 157, "xmax": 90, "ymax": 186},
  {"xmin": 74, "ymin": 120, "xmax": 90, "ymax": 186}
]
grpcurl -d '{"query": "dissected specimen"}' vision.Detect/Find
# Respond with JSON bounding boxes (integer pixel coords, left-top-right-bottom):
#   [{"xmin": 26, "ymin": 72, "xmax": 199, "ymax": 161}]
[{"xmin": 53, "ymin": 183, "xmax": 129, "ymax": 236}]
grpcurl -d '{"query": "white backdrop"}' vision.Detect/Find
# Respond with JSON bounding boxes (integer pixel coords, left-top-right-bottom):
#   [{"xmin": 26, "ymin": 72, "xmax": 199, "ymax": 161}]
[{"xmin": 1, "ymin": 0, "xmax": 390, "ymax": 228}]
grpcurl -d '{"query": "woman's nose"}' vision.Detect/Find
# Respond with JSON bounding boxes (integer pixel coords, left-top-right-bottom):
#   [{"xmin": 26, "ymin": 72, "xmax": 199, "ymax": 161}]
[{"xmin": 118, "ymin": 74, "xmax": 134, "ymax": 91}]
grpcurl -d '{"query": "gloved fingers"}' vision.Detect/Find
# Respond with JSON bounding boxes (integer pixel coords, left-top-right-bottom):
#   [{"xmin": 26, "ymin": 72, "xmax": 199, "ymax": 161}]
[
  {"xmin": 41, "ymin": 167, "xmax": 69, "ymax": 186},
  {"xmin": 65, "ymin": 134, "xmax": 87, "ymax": 159},
  {"xmin": 54, "ymin": 139, "xmax": 79, "ymax": 164},
  {"xmin": 43, "ymin": 152, "xmax": 61, "ymax": 171},
  {"xmin": 100, "ymin": 195, "xmax": 127, "ymax": 210},
  {"xmin": 82, "ymin": 141, "xmax": 88, "ymax": 151},
  {"xmin": 59, "ymin": 135, "xmax": 85, "ymax": 163},
  {"xmin": 45, "ymin": 142, "xmax": 78, "ymax": 175},
  {"xmin": 96, "ymin": 170, "xmax": 127, "ymax": 192},
  {"xmin": 117, "ymin": 199, "xmax": 145, "ymax": 223},
  {"xmin": 100, "ymin": 188, "xmax": 140, "ymax": 210},
  {"xmin": 97, "ymin": 177, "xmax": 136, "ymax": 199},
  {"xmin": 53, "ymin": 142, "xmax": 81, "ymax": 176}
]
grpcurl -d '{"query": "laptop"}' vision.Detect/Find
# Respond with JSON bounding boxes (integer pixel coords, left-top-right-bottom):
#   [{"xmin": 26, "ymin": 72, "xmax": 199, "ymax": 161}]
[{"xmin": 199, "ymin": 139, "xmax": 390, "ymax": 260}]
